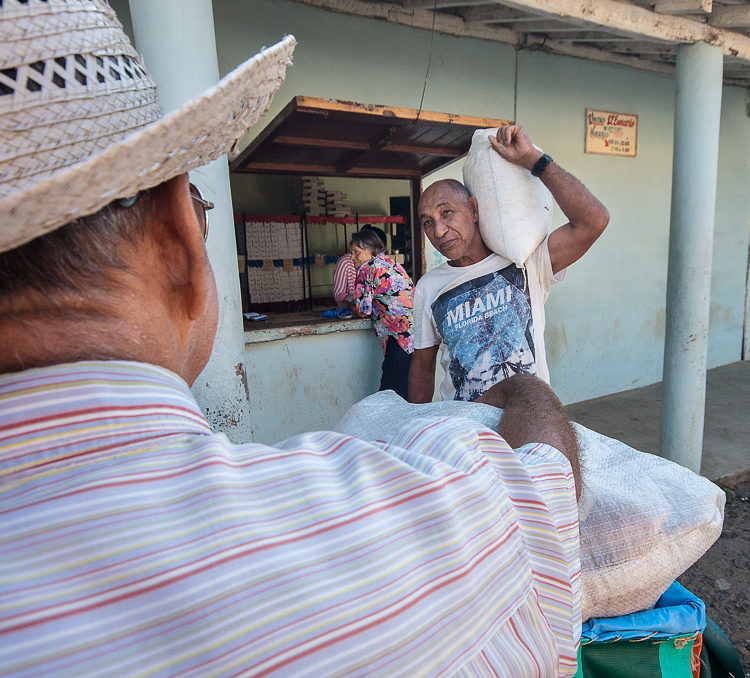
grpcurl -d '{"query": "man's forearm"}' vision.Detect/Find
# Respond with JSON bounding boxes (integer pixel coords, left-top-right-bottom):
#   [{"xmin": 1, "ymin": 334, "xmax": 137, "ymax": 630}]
[
  {"xmin": 408, "ymin": 371, "xmax": 434, "ymax": 403},
  {"xmin": 540, "ymin": 162, "xmax": 609, "ymax": 237},
  {"xmin": 408, "ymin": 362, "xmax": 434, "ymax": 403},
  {"xmin": 480, "ymin": 374, "xmax": 581, "ymax": 499}
]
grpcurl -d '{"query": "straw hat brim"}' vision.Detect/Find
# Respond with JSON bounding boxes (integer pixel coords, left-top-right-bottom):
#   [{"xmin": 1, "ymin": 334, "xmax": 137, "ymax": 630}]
[{"xmin": 0, "ymin": 35, "xmax": 296, "ymax": 253}]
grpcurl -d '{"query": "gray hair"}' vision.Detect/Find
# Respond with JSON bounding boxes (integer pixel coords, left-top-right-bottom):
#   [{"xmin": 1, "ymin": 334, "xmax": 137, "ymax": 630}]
[
  {"xmin": 436, "ymin": 179, "xmax": 471, "ymax": 202},
  {"xmin": 0, "ymin": 188, "xmax": 158, "ymax": 307}
]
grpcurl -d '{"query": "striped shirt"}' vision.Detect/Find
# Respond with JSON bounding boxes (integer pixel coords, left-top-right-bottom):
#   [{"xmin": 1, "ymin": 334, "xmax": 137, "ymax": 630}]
[
  {"xmin": 333, "ymin": 253, "xmax": 356, "ymax": 304},
  {"xmin": 0, "ymin": 361, "xmax": 580, "ymax": 677}
]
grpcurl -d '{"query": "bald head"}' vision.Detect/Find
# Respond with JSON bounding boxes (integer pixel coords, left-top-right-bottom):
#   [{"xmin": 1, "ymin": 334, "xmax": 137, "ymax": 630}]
[
  {"xmin": 418, "ymin": 179, "xmax": 471, "ymax": 212},
  {"xmin": 418, "ymin": 179, "xmax": 490, "ymax": 267}
]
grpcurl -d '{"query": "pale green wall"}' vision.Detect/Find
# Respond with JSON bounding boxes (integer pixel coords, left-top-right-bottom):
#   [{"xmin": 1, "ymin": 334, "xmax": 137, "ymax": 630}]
[
  {"xmin": 243, "ymin": 330, "xmax": 383, "ymax": 443},
  {"xmin": 214, "ymin": 0, "xmax": 749, "ymax": 437},
  {"xmin": 113, "ymin": 0, "xmax": 750, "ymax": 442},
  {"xmin": 516, "ymin": 50, "xmax": 678, "ymax": 403},
  {"xmin": 213, "ymin": 1, "xmax": 516, "ymax": 145},
  {"xmin": 710, "ymin": 85, "xmax": 750, "ymax": 366}
]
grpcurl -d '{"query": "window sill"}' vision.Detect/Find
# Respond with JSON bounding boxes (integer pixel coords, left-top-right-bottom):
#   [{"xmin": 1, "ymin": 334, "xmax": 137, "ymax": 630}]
[{"xmin": 244, "ymin": 311, "xmax": 371, "ymax": 344}]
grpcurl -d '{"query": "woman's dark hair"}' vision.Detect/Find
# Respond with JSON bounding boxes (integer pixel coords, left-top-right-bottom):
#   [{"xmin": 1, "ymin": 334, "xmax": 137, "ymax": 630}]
[
  {"xmin": 360, "ymin": 224, "xmax": 386, "ymax": 248},
  {"xmin": 350, "ymin": 228, "xmax": 385, "ymax": 256}
]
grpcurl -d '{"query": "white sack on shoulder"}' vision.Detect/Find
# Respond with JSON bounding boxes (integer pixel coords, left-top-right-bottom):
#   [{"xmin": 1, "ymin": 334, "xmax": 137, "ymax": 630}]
[{"xmin": 462, "ymin": 128, "xmax": 553, "ymax": 266}]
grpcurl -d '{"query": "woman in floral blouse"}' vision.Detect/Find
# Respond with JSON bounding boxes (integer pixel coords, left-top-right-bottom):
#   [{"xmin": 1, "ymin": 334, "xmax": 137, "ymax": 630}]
[{"xmin": 348, "ymin": 228, "xmax": 414, "ymax": 399}]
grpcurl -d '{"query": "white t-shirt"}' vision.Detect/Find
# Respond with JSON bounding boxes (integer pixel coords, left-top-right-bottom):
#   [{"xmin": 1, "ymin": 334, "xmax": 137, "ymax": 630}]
[{"xmin": 413, "ymin": 237, "xmax": 563, "ymax": 401}]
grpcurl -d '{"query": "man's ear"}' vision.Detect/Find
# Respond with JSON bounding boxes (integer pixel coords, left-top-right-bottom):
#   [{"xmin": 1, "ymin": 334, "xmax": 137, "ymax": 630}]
[
  {"xmin": 468, "ymin": 196, "xmax": 479, "ymax": 223},
  {"xmin": 148, "ymin": 173, "xmax": 212, "ymax": 322}
]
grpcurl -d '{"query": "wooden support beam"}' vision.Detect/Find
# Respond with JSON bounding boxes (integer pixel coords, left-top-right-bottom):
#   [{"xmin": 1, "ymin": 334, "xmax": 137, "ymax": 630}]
[
  {"xmin": 237, "ymin": 161, "xmax": 337, "ymax": 174},
  {"xmin": 555, "ymin": 35, "xmax": 674, "ymax": 50},
  {"xmin": 273, "ymin": 135, "xmax": 370, "ymax": 150},
  {"xmin": 286, "ymin": 0, "xmax": 519, "ymax": 43},
  {"xmin": 517, "ymin": 23, "xmax": 632, "ymax": 34},
  {"xmin": 710, "ymin": 5, "xmax": 750, "ymax": 29},
  {"xmin": 459, "ymin": 5, "xmax": 529, "ymax": 23},
  {"xmin": 401, "ymin": 0, "xmax": 492, "ymax": 8},
  {"xmin": 494, "ymin": 0, "xmax": 748, "ymax": 56},
  {"xmin": 524, "ymin": 33, "xmax": 676, "ymax": 74},
  {"xmin": 411, "ymin": 177, "xmax": 424, "ymax": 281},
  {"xmin": 234, "ymin": 161, "xmax": 423, "ymax": 179},
  {"xmin": 654, "ymin": 0, "xmax": 712, "ymax": 16},
  {"xmin": 603, "ymin": 39, "xmax": 677, "ymax": 54},
  {"xmin": 382, "ymin": 142, "xmax": 462, "ymax": 155},
  {"xmin": 285, "ymin": 0, "xmax": 750, "ymax": 67},
  {"xmin": 346, "ymin": 167, "xmax": 424, "ymax": 177},
  {"xmin": 335, "ymin": 124, "xmax": 398, "ymax": 173},
  {"xmin": 293, "ymin": 96, "xmax": 510, "ymax": 128}
]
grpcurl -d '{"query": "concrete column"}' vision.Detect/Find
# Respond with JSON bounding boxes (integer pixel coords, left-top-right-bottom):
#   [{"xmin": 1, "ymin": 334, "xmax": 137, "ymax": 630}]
[
  {"xmin": 660, "ymin": 41, "xmax": 723, "ymax": 472},
  {"xmin": 128, "ymin": 0, "xmax": 255, "ymax": 442}
]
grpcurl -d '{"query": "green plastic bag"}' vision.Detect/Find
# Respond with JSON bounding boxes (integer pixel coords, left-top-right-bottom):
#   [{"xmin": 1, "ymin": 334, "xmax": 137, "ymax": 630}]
[
  {"xmin": 698, "ymin": 618, "xmax": 745, "ymax": 678},
  {"xmin": 573, "ymin": 632, "xmax": 700, "ymax": 678}
]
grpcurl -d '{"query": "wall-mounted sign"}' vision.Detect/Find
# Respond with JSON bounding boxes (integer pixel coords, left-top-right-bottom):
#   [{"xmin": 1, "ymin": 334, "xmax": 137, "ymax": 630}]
[{"xmin": 585, "ymin": 109, "xmax": 638, "ymax": 157}]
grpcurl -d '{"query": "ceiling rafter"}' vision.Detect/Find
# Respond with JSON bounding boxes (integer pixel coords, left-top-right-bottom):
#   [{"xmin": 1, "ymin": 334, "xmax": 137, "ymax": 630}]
[
  {"xmin": 400, "ymin": 0, "xmax": 495, "ymax": 8},
  {"xmin": 710, "ymin": 4, "xmax": 750, "ymax": 28},
  {"xmin": 286, "ymin": 0, "xmax": 750, "ymax": 85},
  {"xmin": 653, "ymin": 0, "xmax": 713, "ymax": 17},
  {"xmin": 459, "ymin": 6, "xmax": 533, "ymax": 23},
  {"xmin": 482, "ymin": 0, "xmax": 750, "ymax": 56}
]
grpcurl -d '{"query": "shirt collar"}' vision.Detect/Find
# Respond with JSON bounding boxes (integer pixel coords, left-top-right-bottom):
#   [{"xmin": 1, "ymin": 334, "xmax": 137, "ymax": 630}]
[{"xmin": 0, "ymin": 361, "xmax": 212, "ymax": 478}]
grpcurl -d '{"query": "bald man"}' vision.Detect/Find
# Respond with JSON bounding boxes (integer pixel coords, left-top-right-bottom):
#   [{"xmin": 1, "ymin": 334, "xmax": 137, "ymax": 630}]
[{"xmin": 409, "ymin": 124, "xmax": 609, "ymax": 403}]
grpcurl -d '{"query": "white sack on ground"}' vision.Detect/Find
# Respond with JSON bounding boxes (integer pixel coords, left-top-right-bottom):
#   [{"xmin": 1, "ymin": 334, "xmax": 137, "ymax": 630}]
[
  {"xmin": 334, "ymin": 391, "xmax": 725, "ymax": 620},
  {"xmin": 462, "ymin": 128, "xmax": 553, "ymax": 266}
]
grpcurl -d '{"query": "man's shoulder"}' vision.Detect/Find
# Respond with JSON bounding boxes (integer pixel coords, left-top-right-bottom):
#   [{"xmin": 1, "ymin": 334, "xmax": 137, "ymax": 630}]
[{"xmin": 415, "ymin": 263, "xmax": 448, "ymax": 288}]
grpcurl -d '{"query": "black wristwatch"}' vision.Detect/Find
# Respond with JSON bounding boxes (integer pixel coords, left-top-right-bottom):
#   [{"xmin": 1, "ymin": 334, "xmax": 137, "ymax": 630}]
[{"xmin": 531, "ymin": 153, "xmax": 553, "ymax": 177}]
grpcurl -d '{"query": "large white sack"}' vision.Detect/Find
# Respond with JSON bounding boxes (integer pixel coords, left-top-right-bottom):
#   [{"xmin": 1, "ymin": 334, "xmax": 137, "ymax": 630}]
[
  {"xmin": 462, "ymin": 128, "xmax": 553, "ymax": 266},
  {"xmin": 573, "ymin": 424, "xmax": 724, "ymax": 620},
  {"xmin": 334, "ymin": 391, "xmax": 724, "ymax": 620}
]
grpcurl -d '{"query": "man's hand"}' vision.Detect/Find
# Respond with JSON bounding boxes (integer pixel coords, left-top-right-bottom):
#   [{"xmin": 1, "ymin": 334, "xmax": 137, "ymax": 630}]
[
  {"xmin": 489, "ymin": 124, "xmax": 542, "ymax": 171},
  {"xmin": 489, "ymin": 122, "xmax": 609, "ymax": 275},
  {"xmin": 479, "ymin": 374, "xmax": 581, "ymax": 500}
]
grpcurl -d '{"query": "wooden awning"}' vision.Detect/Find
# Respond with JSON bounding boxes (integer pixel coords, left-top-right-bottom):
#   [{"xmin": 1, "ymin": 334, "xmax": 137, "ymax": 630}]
[{"xmin": 229, "ymin": 96, "xmax": 510, "ymax": 180}]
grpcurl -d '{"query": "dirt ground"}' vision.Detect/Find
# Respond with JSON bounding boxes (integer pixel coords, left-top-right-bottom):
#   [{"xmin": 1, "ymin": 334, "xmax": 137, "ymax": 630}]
[{"xmin": 677, "ymin": 479, "xmax": 750, "ymax": 677}]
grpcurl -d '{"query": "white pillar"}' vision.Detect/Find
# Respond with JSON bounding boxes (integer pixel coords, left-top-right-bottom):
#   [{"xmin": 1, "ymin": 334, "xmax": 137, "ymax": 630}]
[
  {"xmin": 660, "ymin": 41, "xmax": 723, "ymax": 472},
  {"xmin": 129, "ymin": 0, "xmax": 255, "ymax": 442}
]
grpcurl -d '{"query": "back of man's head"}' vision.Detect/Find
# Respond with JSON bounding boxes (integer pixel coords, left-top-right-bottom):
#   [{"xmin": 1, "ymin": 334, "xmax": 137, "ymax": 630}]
[
  {"xmin": 0, "ymin": 1, "xmax": 294, "ymax": 379},
  {"xmin": 0, "ymin": 189, "xmax": 156, "ymax": 309}
]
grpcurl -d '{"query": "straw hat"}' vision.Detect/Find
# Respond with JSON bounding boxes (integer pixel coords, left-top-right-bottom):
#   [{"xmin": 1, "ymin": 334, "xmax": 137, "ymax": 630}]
[{"xmin": 0, "ymin": 0, "xmax": 295, "ymax": 253}]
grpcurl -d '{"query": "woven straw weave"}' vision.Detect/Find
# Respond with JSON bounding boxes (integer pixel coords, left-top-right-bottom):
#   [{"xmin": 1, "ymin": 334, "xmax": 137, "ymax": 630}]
[{"xmin": 0, "ymin": 0, "xmax": 295, "ymax": 252}]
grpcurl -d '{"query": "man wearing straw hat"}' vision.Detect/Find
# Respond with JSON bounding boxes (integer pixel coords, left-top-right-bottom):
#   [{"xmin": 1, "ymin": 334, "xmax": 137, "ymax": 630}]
[{"xmin": 0, "ymin": 2, "xmax": 582, "ymax": 675}]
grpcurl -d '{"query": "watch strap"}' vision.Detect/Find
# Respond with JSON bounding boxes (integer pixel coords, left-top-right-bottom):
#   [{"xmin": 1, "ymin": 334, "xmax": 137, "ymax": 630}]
[{"xmin": 531, "ymin": 153, "xmax": 553, "ymax": 177}]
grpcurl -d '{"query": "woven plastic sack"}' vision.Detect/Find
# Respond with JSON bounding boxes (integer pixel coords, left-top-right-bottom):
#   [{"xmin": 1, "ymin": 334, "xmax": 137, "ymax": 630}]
[
  {"xmin": 334, "ymin": 392, "xmax": 725, "ymax": 621},
  {"xmin": 574, "ymin": 424, "xmax": 724, "ymax": 620},
  {"xmin": 462, "ymin": 128, "xmax": 553, "ymax": 266}
]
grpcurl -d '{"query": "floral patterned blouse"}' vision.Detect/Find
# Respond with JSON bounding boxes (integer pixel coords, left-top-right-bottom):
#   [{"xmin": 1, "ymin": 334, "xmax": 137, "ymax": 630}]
[{"xmin": 354, "ymin": 253, "xmax": 414, "ymax": 353}]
